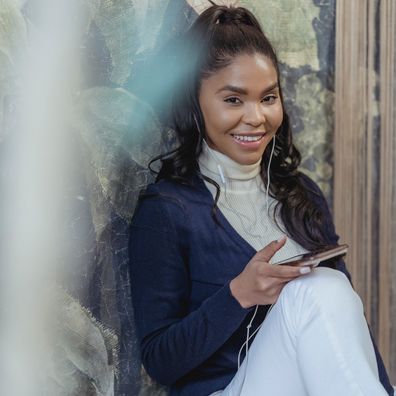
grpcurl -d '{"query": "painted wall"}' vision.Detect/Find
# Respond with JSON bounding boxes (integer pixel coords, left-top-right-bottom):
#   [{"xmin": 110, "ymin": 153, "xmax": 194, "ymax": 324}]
[{"xmin": 0, "ymin": 1, "xmax": 338, "ymax": 395}]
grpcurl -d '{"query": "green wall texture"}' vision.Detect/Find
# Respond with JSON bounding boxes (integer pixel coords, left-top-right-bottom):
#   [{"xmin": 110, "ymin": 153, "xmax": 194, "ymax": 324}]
[{"xmin": 0, "ymin": 1, "xmax": 336, "ymax": 394}]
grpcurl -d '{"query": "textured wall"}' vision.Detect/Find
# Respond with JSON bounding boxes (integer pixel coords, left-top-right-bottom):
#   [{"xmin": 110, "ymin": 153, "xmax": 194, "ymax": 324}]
[{"xmin": 0, "ymin": 1, "xmax": 337, "ymax": 395}]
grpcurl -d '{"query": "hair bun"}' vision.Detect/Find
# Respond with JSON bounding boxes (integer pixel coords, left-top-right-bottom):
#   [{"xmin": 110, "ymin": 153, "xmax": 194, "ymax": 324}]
[{"xmin": 215, "ymin": 7, "xmax": 254, "ymax": 26}]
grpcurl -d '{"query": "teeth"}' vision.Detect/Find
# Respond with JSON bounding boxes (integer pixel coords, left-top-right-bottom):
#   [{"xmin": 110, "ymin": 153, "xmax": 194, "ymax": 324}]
[{"xmin": 233, "ymin": 134, "xmax": 263, "ymax": 142}]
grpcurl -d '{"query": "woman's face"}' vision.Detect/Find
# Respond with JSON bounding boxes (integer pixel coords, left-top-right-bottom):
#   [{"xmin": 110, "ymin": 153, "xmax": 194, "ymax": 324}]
[{"xmin": 198, "ymin": 53, "xmax": 283, "ymax": 165}]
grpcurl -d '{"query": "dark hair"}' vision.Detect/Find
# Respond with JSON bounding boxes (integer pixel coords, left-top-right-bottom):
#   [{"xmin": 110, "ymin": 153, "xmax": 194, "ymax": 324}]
[{"xmin": 149, "ymin": 3, "xmax": 330, "ymax": 251}]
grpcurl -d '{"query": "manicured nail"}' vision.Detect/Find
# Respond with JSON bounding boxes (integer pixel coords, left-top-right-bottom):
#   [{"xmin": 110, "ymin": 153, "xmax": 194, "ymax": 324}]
[
  {"xmin": 277, "ymin": 236, "xmax": 287, "ymax": 243},
  {"xmin": 300, "ymin": 267, "xmax": 311, "ymax": 274}
]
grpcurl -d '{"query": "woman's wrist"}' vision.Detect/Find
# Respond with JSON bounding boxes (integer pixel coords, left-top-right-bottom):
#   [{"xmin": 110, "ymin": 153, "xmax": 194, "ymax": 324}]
[{"xmin": 230, "ymin": 277, "xmax": 252, "ymax": 309}]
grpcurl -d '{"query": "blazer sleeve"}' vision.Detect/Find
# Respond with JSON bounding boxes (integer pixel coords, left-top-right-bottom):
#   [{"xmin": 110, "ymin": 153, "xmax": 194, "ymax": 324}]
[
  {"xmin": 129, "ymin": 188, "xmax": 252, "ymax": 386},
  {"xmin": 301, "ymin": 173, "xmax": 394, "ymax": 395}
]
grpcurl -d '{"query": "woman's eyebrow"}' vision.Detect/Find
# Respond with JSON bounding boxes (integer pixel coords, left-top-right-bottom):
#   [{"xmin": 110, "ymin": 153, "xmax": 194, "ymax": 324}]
[{"xmin": 216, "ymin": 82, "xmax": 279, "ymax": 95}]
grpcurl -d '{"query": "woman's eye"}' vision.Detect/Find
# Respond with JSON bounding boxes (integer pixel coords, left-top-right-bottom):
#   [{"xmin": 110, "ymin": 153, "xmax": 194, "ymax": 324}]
[
  {"xmin": 262, "ymin": 95, "xmax": 277, "ymax": 104},
  {"xmin": 224, "ymin": 97, "xmax": 241, "ymax": 104},
  {"xmin": 224, "ymin": 95, "xmax": 278, "ymax": 105}
]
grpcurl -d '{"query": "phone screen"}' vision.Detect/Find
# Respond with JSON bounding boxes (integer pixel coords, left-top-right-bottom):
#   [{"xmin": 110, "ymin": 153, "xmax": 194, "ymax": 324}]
[{"xmin": 272, "ymin": 244, "xmax": 349, "ymax": 267}]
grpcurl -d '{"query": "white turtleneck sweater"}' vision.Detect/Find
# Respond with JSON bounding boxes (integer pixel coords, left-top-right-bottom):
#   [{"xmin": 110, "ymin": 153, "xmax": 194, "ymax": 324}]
[{"xmin": 198, "ymin": 142, "xmax": 308, "ymax": 264}]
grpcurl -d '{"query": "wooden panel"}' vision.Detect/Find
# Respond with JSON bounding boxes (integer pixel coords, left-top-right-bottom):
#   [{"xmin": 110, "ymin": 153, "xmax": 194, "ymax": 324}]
[
  {"xmin": 379, "ymin": 0, "xmax": 395, "ymax": 375},
  {"xmin": 334, "ymin": 0, "xmax": 375, "ymax": 320}
]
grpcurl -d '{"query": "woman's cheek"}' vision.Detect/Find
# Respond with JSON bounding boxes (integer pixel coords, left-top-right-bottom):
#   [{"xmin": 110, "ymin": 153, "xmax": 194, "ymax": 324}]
[
  {"xmin": 216, "ymin": 107, "xmax": 240, "ymax": 130},
  {"xmin": 273, "ymin": 104, "xmax": 284, "ymax": 129}
]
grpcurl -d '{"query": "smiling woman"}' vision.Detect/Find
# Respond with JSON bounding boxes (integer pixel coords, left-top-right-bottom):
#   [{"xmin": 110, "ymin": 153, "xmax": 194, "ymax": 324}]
[{"xmin": 128, "ymin": 3, "xmax": 394, "ymax": 396}]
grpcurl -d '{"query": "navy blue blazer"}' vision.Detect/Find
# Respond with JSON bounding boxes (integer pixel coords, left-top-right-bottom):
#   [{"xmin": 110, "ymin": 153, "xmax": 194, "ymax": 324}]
[{"xmin": 129, "ymin": 172, "xmax": 393, "ymax": 396}]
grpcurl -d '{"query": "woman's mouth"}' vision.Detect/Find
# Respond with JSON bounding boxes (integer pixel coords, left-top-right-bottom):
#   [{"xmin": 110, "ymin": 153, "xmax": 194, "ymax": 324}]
[{"xmin": 231, "ymin": 133, "xmax": 267, "ymax": 148}]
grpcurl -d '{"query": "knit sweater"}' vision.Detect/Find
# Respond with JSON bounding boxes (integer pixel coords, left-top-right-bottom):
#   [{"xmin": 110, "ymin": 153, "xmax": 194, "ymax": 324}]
[{"xmin": 198, "ymin": 142, "xmax": 309, "ymax": 263}]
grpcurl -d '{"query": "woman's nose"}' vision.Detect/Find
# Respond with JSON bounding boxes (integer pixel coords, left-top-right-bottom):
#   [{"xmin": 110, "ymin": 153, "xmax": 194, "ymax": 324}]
[{"xmin": 243, "ymin": 103, "xmax": 266, "ymax": 127}]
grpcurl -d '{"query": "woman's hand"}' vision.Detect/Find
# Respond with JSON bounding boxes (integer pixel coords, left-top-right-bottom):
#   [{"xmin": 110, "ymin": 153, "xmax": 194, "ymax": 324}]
[{"xmin": 229, "ymin": 237, "xmax": 312, "ymax": 308}]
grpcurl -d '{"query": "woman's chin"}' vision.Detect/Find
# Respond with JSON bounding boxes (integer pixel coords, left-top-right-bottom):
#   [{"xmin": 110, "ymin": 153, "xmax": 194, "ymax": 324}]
[{"xmin": 230, "ymin": 151, "xmax": 264, "ymax": 166}]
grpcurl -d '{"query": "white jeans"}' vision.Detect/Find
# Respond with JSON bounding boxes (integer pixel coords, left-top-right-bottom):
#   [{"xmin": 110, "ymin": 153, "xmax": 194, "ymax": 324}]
[{"xmin": 210, "ymin": 267, "xmax": 390, "ymax": 396}]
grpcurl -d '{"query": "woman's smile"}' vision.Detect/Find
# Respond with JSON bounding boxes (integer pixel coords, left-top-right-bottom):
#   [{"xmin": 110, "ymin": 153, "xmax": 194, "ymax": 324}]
[{"xmin": 231, "ymin": 131, "xmax": 268, "ymax": 148}]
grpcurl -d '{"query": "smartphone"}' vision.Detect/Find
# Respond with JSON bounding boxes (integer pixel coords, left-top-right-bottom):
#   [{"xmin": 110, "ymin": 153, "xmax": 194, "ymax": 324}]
[{"xmin": 272, "ymin": 244, "xmax": 349, "ymax": 267}]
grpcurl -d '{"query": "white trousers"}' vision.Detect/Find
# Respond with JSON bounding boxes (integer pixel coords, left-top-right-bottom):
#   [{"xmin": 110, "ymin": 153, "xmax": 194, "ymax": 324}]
[{"xmin": 212, "ymin": 267, "xmax": 390, "ymax": 396}]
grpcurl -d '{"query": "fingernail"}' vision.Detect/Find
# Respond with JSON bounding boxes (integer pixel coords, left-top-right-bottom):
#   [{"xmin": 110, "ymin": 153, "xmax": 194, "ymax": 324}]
[
  {"xmin": 300, "ymin": 267, "xmax": 311, "ymax": 274},
  {"xmin": 277, "ymin": 236, "xmax": 287, "ymax": 243}
]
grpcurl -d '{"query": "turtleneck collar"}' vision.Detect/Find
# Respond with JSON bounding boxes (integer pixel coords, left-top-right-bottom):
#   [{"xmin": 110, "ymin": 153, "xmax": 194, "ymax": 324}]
[{"xmin": 198, "ymin": 141, "xmax": 263, "ymax": 192}]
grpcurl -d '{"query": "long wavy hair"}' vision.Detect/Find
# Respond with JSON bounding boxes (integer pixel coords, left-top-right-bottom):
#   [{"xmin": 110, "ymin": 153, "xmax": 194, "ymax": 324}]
[{"xmin": 149, "ymin": 3, "xmax": 331, "ymax": 251}]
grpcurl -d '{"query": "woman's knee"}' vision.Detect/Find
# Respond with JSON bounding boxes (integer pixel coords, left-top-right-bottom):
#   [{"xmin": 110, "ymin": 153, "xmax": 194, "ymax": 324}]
[{"xmin": 280, "ymin": 267, "xmax": 363, "ymax": 317}]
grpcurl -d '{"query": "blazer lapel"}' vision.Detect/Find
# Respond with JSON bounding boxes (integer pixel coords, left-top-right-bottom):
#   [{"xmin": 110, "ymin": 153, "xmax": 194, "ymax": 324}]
[{"xmin": 192, "ymin": 173, "xmax": 258, "ymax": 256}]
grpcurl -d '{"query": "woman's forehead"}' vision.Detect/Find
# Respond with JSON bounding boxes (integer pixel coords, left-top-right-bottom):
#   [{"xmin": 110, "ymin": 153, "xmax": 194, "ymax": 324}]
[{"xmin": 201, "ymin": 53, "xmax": 278, "ymax": 93}]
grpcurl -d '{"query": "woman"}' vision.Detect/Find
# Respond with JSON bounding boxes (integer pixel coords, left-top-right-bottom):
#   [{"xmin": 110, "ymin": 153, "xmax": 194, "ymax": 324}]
[{"xmin": 129, "ymin": 4, "xmax": 394, "ymax": 396}]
